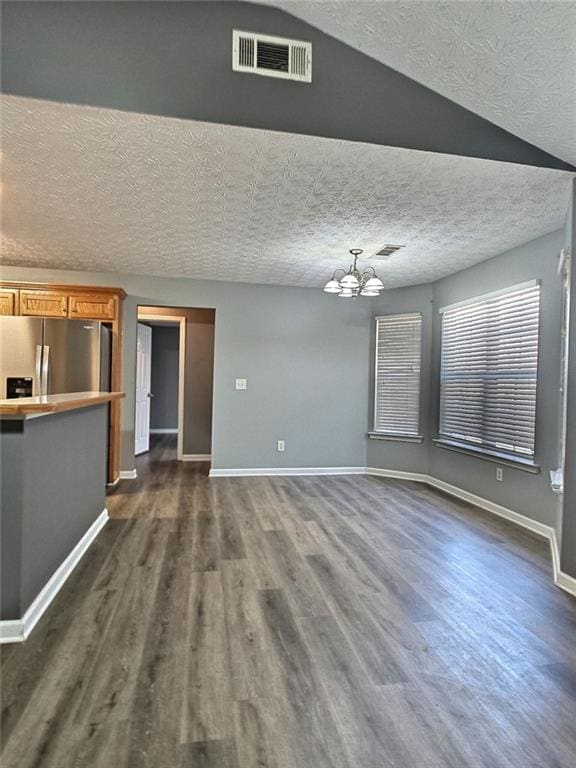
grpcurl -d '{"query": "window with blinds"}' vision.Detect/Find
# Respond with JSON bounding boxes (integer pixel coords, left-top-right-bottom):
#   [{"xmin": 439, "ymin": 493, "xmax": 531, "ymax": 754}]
[
  {"xmin": 374, "ymin": 313, "xmax": 422, "ymax": 437},
  {"xmin": 439, "ymin": 281, "xmax": 541, "ymax": 460}
]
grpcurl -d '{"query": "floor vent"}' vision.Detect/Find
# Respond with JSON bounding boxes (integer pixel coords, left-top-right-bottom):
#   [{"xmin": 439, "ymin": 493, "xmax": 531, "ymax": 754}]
[
  {"xmin": 374, "ymin": 244, "xmax": 405, "ymax": 259},
  {"xmin": 232, "ymin": 30, "xmax": 312, "ymax": 83}
]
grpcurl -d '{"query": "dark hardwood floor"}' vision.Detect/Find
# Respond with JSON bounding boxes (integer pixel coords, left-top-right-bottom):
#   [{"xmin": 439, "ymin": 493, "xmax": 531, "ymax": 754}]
[{"xmin": 2, "ymin": 435, "xmax": 576, "ymax": 767}]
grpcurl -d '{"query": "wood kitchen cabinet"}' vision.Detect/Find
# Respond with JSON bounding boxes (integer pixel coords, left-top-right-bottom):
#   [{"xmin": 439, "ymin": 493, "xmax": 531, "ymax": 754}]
[
  {"xmin": 0, "ymin": 288, "xmax": 19, "ymax": 315},
  {"xmin": 69, "ymin": 293, "xmax": 117, "ymax": 320},
  {"xmin": 20, "ymin": 290, "xmax": 68, "ymax": 317},
  {"xmin": 0, "ymin": 280, "xmax": 126, "ymax": 483}
]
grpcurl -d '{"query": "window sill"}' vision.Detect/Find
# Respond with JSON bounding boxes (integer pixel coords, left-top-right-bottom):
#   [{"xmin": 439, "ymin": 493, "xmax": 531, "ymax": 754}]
[
  {"xmin": 433, "ymin": 438, "xmax": 540, "ymax": 474},
  {"xmin": 368, "ymin": 432, "xmax": 423, "ymax": 444}
]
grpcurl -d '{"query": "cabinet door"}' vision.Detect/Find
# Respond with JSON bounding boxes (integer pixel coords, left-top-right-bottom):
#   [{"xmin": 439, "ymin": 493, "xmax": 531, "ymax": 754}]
[
  {"xmin": 69, "ymin": 294, "xmax": 116, "ymax": 320},
  {"xmin": 0, "ymin": 289, "xmax": 19, "ymax": 315},
  {"xmin": 20, "ymin": 290, "xmax": 68, "ymax": 317}
]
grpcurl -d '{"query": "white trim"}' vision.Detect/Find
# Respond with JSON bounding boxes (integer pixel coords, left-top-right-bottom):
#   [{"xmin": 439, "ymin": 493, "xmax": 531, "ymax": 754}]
[
  {"xmin": 212, "ymin": 466, "xmax": 574, "ymax": 594},
  {"xmin": 137, "ymin": 312, "xmax": 187, "ymax": 462},
  {"xmin": 426, "ymin": 476, "xmax": 553, "ymax": 538},
  {"xmin": 368, "ymin": 432, "xmax": 423, "ymax": 443},
  {"xmin": 439, "ymin": 279, "xmax": 540, "ymax": 314},
  {"xmin": 177, "ymin": 318, "xmax": 186, "ymax": 461},
  {"xmin": 209, "ymin": 466, "xmax": 366, "ymax": 478},
  {"xmin": 119, "ymin": 469, "xmax": 137, "ymax": 480},
  {"xmin": 366, "ymin": 467, "xmax": 429, "ymax": 483},
  {"xmin": 550, "ymin": 531, "xmax": 576, "ymax": 597},
  {"xmin": 556, "ymin": 568, "xmax": 576, "ymax": 597},
  {"xmin": 0, "ymin": 509, "xmax": 109, "ymax": 644},
  {"xmin": 366, "ymin": 467, "xmax": 576, "ymax": 598},
  {"xmin": 150, "ymin": 428, "xmax": 178, "ymax": 434},
  {"xmin": 366, "ymin": 467, "xmax": 553, "ymax": 537},
  {"xmin": 106, "ymin": 477, "xmax": 120, "ymax": 488},
  {"xmin": 182, "ymin": 454, "xmax": 212, "ymax": 462},
  {"xmin": 551, "ymin": 531, "xmax": 562, "ymax": 581}
]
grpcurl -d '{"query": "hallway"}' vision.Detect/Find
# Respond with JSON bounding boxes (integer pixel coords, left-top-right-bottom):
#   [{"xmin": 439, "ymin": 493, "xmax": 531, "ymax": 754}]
[{"xmin": 2, "ymin": 435, "xmax": 576, "ymax": 767}]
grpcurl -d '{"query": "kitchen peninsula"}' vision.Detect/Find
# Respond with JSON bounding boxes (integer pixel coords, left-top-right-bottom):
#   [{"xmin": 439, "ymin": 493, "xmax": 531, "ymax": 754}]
[{"xmin": 0, "ymin": 391, "xmax": 123, "ymax": 642}]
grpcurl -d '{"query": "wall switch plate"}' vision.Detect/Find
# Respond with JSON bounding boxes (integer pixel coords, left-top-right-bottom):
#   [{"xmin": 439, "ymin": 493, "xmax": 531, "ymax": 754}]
[
  {"xmin": 496, "ymin": 467, "xmax": 503, "ymax": 482},
  {"xmin": 277, "ymin": 440, "xmax": 285, "ymax": 452},
  {"xmin": 235, "ymin": 378, "xmax": 247, "ymax": 390}
]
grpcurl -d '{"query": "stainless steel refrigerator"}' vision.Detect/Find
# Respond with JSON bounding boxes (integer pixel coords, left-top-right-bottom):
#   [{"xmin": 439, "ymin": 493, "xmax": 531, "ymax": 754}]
[{"xmin": 0, "ymin": 317, "xmax": 111, "ymax": 399}]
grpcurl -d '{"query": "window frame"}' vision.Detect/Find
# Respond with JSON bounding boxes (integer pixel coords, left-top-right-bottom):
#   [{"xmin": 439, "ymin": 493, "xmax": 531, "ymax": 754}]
[
  {"xmin": 436, "ymin": 280, "xmax": 541, "ymax": 468},
  {"xmin": 371, "ymin": 312, "xmax": 423, "ymax": 441}
]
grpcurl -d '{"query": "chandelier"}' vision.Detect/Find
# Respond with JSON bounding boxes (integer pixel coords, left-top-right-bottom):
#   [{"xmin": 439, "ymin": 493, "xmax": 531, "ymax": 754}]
[{"xmin": 323, "ymin": 249, "xmax": 384, "ymax": 298}]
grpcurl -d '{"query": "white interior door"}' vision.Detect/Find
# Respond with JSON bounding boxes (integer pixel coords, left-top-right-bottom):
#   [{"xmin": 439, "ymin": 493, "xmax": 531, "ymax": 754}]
[{"xmin": 135, "ymin": 323, "xmax": 152, "ymax": 455}]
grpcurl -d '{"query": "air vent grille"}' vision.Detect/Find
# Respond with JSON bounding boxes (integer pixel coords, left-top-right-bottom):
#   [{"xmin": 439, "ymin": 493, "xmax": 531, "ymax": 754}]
[
  {"xmin": 374, "ymin": 244, "xmax": 405, "ymax": 259},
  {"xmin": 233, "ymin": 30, "xmax": 312, "ymax": 83},
  {"xmin": 291, "ymin": 45, "xmax": 308, "ymax": 77},
  {"xmin": 257, "ymin": 41, "xmax": 289, "ymax": 72},
  {"xmin": 238, "ymin": 36, "xmax": 255, "ymax": 68}
]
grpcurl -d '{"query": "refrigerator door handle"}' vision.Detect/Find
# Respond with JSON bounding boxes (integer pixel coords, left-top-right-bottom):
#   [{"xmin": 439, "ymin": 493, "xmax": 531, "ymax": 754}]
[
  {"xmin": 42, "ymin": 345, "xmax": 50, "ymax": 396},
  {"xmin": 35, "ymin": 345, "xmax": 43, "ymax": 397}
]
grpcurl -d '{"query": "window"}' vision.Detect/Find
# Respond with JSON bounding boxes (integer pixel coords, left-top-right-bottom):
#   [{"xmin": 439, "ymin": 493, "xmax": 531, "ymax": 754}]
[
  {"xmin": 373, "ymin": 313, "xmax": 422, "ymax": 438},
  {"xmin": 439, "ymin": 281, "xmax": 540, "ymax": 461}
]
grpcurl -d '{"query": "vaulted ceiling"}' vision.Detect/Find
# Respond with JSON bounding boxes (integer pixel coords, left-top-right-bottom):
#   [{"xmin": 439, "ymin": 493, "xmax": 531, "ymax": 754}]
[
  {"xmin": 1, "ymin": 2, "xmax": 574, "ymax": 289},
  {"xmin": 266, "ymin": 0, "xmax": 576, "ymax": 166},
  {"xmin": 2, "ymin": 96, "xmax": 572, "ymax": 288}
]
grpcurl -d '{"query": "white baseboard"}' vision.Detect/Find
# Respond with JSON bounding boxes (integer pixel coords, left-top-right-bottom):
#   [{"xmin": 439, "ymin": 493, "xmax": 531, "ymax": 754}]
[
  {"xmin": 182, "ymin": 454, "xmax": 212, "ymax": 462},
  {"xmin": 555, "ymin": 568, "xmax": 576, "ymax": 596},
  {"xmin": 366, "ymin": 467, "xmax": 429, "ymax": 484},
  {"xmin": 0, "ymin": 509, "xmax": 109, "ymax": 644},
  {"xmin": 150, "ymin": 428, "xmax": 178, "ymax": 434},
  {"xmin": 427, "ymin": 476, "xmax": 554, "ymax": 540},
  {"xmin": 551, "ymin": 530, "xmax": 561, "ymax": 578},
  {"xmin": 209, "ymin": 466, "xmax": 366, "ymax": 478},
  {"xmin": 366, "ymin": 467, "xmax": 554, "ymax": 538},
  {"xmin": 366, "ymin": 467, "xmax": 576, "ymax": 598},
  {"xmin": 549, "ymin": 531, "xmax": 576, "ymax": 597},
  {"xmin": 119, "ymin": 469, "xmax": 137, "ymax": 480}
]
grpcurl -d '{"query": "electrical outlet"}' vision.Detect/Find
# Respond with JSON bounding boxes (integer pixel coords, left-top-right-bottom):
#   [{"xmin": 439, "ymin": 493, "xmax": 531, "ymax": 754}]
[
  {"xmin": 277, "ymin": 440, "xmax": 285, "ymax": 452},
  {"xmin": 235, "ymin": 378, "xmax": 247, "ymax": 390},
  {"xmin": 496, "ymin": 467, "xmax": 503, "ymax": 482}
]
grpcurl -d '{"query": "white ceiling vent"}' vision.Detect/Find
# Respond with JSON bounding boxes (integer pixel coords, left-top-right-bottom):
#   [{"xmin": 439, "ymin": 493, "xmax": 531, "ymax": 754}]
[
  {"xmin": 374, "ymin": 244, "xmax": 405, "ymax": 259},
  {"xmin": 233, "ymin": 30, "xmax": 312, "ymax": 83}
]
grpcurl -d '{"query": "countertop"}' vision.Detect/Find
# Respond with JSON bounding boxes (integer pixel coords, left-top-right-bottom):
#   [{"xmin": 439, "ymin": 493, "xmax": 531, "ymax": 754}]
[{"xmin": 0, "ymin": 391, "xmax": 125, "ymax": 416}]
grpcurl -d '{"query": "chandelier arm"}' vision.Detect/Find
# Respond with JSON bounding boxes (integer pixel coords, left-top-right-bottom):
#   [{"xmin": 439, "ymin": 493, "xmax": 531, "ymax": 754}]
[{"xmin": 324, "ymin": 247, "xmax": 383, "ymax": 297}]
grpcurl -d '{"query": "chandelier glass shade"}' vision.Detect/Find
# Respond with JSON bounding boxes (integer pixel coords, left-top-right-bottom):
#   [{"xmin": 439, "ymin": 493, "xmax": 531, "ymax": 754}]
[{"xmin": 323, "ymin": 249, "xmax": 385, "ymax": 298}]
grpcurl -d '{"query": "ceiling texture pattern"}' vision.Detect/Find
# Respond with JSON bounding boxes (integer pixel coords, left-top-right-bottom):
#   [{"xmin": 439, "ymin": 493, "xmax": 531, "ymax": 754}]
[
  {"xmin": 267, "ymin": 0, "xmax": 576, "ymax": 166},
  {"xmin": 1, "ymin": 96, "xmax": 572, "ymax": 288}
]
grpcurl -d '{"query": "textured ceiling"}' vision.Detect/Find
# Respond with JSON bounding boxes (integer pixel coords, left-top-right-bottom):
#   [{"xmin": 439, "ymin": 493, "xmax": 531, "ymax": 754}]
[
  {"xmin": 0, "ymin": 96, "xmax": 572, "ymax": 288},
  {"xmin": 266, "ymin": 0, "xmax": 576, "ymax": 166}
]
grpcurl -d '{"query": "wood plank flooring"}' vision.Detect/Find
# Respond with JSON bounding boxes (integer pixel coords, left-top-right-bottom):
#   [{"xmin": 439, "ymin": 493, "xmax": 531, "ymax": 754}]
[{"xmin": 2, "ymin": 435, "xmax": 576, "ymax": 767}]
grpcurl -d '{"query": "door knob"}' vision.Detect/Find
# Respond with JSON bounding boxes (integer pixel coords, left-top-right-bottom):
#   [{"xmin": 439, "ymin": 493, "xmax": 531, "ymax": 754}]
[{"xmin": 147, "ymin": 392, "xmax": 154, "ymax": 398}]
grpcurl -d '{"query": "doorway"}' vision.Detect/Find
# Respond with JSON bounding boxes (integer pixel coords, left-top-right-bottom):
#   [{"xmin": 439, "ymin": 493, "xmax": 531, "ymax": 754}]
[
  {"xmin": 135, "ymin": 312, "xmax": 186, "ymax": 459},
  {"xmin": 135, "ymin": 322, "xmax": 152, "ymax": 455},
  {"xmin": 135, "ymin": 306, "xmax": 215, "ymax": 463}
]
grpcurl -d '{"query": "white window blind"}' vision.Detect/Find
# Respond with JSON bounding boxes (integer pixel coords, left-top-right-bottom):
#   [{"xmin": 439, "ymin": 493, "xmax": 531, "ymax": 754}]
[
  {"xmin": 439, "ymin": 282, "xmax": 541, "ymax": 459},
  {"xmin": 374, "ymin": 313, "xmax": 422, "ymax": 436}
]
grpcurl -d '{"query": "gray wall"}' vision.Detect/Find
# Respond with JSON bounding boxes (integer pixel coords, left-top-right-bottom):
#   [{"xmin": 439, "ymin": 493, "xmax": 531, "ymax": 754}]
[
  {"xmin": 1, "ymin": 229, "xmax": 566, "ymax": 536},
  {"xmin": 561, "ymin": 180, "xmax": 576, "ymax": 576},
  {"xmin": 184, "ymin": 316, "xmax": 214, "ymax": 456},
  {"xmin": 1, "ymin": 1, "xmax": 572, "ymax": 171},
  {"xmin": 367, "ymin": 229, "xmax": 564, "ymax": 529},
  {"xmin": 1, "ymin": 265, "xmax": 372, "ymax": 472},
  {"xmin": 150, "ymin": 325, "xmax": 179, "ymax": 431},
  {"xmin": 367, "ymin": 283, "xmax": 433, "ymax": 474},
  {"xmin": 429, "ymin": 230, "xmax": 564, "ymax": 527},
  {"xmin": 1, "ymin": 405, "xmax": 107, "ymax": 619},
  {"xmin": 0, "ymin": 422, "xmax": 24, "ymax": 619}
]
